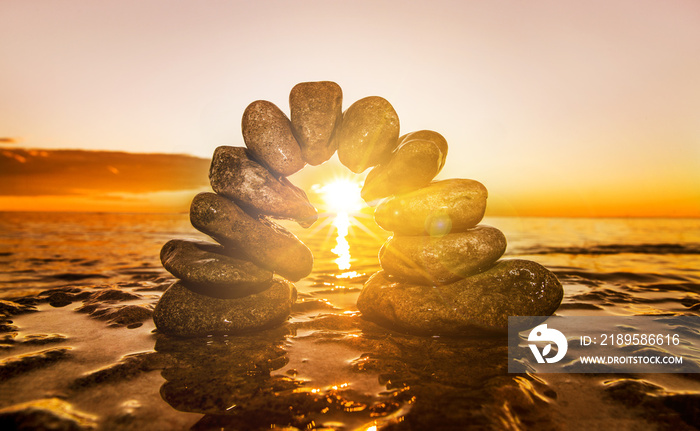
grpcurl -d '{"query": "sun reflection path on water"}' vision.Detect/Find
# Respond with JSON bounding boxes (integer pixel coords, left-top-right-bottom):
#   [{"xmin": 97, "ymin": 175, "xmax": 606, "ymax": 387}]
[
  {"xmin": 332, "ymin": 211, "xmax": 352, "ymax": 270},
  {"xmin": 313, "ymin": 178, "xmax": 366, "ymax": 278}
]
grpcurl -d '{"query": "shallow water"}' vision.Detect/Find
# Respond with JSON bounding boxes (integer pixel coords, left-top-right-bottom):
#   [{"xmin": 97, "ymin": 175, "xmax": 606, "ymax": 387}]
[{"xmin": 1, "ymin": 212, "xmax": 699, "ymax": 429}]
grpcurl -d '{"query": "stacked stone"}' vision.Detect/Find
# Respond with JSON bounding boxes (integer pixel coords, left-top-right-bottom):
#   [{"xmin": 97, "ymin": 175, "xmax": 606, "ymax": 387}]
[
  {"xmin": 357, "ymin": 156, "xmax": 563, "ymax": 336},
  {"xmin": 153, "ymin": 82, "xmax": 344, "ymax": 337},
  {"xmin": 152, "ymin": 80, "xmax": 563, "ymax": 337}
]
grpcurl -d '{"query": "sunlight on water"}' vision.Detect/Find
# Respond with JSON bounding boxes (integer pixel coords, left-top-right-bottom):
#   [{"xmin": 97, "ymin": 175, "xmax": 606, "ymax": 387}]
[
  {"xmin": 313, "ymin": 178, "xmax": 365, "ymax": 273},
  {"xmin": 332, "ymin": 211, "xmax": 352, "ymax": 270}
]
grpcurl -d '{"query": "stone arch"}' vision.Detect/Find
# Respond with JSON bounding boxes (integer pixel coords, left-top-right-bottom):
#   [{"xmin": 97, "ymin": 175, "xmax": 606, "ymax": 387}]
[{"xmin": 153, "ymin": 81, "xmax": 563, "ymax": 337}]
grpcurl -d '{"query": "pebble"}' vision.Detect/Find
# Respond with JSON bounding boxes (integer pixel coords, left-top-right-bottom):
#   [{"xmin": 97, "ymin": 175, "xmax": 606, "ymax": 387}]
[
  {"xmin": 379, "ymin": 225, "xmax": 507, "ymax": 285},
  {"xmin": 374, "ymin": 179, "xmax": 487, "ymax": 235},
  {"xmin": 160, "ymin": 239, "xmax": 273, "ymax": 298},
  {"xmin": 397, "ymin": 130, "xmax": 448, "ymax": 170},
  {"xmin": 189, "ymin": 192, "xmax": 313, "ymax": 282},
  {"xmin": 242, "ymin": 100, "xmax": 305, "ymax": 176},
  {"xmin": 289, "ymin": 81, "xmax": 343, "ymax": 165},
  {"xmin": 336, "ymin": 96, "xmax": 400, "ymax": 173},
  {"xmin": 356, "ymin": 259, "xmax": 563, "ymax": 335},
  {"xmin": 209, "ymin": 146, "xmax": 317, "ymax": 227},
  {"xmin": 361, "ymin": 138, "xmax": 443, "ymax": 203},
  {"xmin": 153, "ymin": 280, "xmax": 296, "ymax": 337}
]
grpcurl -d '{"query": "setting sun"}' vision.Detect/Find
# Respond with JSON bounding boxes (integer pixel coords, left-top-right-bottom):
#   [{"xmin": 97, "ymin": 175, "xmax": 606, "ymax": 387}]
[{"xmin": 313, "ymin": 178, "xmax": 364, "ymax": 215}]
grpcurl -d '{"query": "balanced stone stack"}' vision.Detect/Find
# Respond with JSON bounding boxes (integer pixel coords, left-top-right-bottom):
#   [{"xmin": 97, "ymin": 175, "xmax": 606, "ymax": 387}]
[
  {"xmin": 350, "ymin": 104, "xmax": 564, "ymax": 335},
  {"xmin": 357, "ymin": 157, "xmax": 563, "ymax": 335},
  {"xmin": 357, "ymin": 179, "xmax": 564, "ymax": 335},
  {"xmin": 153, "ymin": 80, "xmax": 563, "ymax": 337},
  {"xmin": 154, "ymin": 82, "xmax": 344, "ymax": 337}
]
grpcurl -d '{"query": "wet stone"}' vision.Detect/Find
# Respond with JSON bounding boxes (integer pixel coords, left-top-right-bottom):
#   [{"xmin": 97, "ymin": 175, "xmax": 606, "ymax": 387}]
[
  {"xmin": 153, "ymin": 280, "xmax": 297, "ymax": 337},
  {"xmin": 160, "ymin": 239, "xmax": 273, "ymax": 298},
  {"xmin": 289, "ymin": 81, "xmax": 343, "ymax": 166},
  {"xmin": 374, "ymin": 179, "xmax": 488, "ymax": 235},
  {"xmin": 336, "ymin": 96, "xmax": 400, "ymax": 173},
  {"xmin": 379, "ymin": 225, "xmax": 507, "ymax": 285},
  {"xmin": 242, "ymin": 100, "xmax": 305, "ymax": 176},
  {"xmin": 357, "ymin": 260, "xmax": 563, "ymax": 335},
  {"xmin": 361, "ymin": 138, "xmax": 444, "ymax": 203},
  {"xmin": 209, "ymin": 146, "xmax": 317, "ymax": 227},
  {"xmin": 189, "ymin": 192, "xmax": 313, "ymax": 282},
  {"xmin": 398, "ymin": 130, "xmax": 448, "ymax": 170}
]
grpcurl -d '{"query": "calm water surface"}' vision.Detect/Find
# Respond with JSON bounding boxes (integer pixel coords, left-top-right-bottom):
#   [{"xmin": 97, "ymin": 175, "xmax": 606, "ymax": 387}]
[{"xmin": 1, "ymin": 212, "xmax": 699, "ymax": 429}]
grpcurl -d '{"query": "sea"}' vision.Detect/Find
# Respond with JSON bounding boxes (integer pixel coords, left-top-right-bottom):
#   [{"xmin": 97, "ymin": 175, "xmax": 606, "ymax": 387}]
[{"xmin": 1, "ymin": 211, "xmax": 699, "ymax": 429}]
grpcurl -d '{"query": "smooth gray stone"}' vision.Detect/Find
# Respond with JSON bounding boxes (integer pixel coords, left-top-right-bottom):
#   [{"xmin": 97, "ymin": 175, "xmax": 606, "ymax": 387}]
[
  {"xmin": 397, "ymin": 130, "xmax": 448, "ymax": 170},
  {"xmin": 242, "ymin": 100, "xmax": 305, "ymax": 176},
  {"xmin": 153, "ymin": 280, "xmax": 296, "ymax": 337},
  {"xmin": 189, "ymin": 192, "xmax": 313, "ymax": 282},
  {"xmin": 336, "ymin": 96, "xmax": 400, "ymax": 174},
  {"xmin": 356, "ymin": 260, "xmax": 563, "ymax": 335},
  {"xmin": 361, "ymin": 139, "xmax": 443, "ymax": 204},
  {"xmin": 374, "ymin": 179, "xmax": 487, "ymax": 236},
  {"xmin": 209, "ymin": 146, "xmax": 317, "ymax": 227},
  {"xmin": 160, "ymin": 239, "xmax": 273, "ymax": 298},
  {"xmin": 379, "ymin": 225, "xmax": 507, "ymax": 285},
  {"xmin": 289, "ymin": 81, "xmax": 343, "ymax": 166}
]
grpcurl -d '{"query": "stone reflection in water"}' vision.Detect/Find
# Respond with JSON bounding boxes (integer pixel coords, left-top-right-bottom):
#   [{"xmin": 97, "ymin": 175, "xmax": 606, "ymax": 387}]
[
  {"xmin": 345, "ymin": 320, "xmax": 560, "ymax": 430},
  {"xmin": 155, "ymin": 325, "xmax": 302, "ymax": 428},
  {"xmin": 154, "ymin": 312, "xmax": 561, "ymax": 429}
]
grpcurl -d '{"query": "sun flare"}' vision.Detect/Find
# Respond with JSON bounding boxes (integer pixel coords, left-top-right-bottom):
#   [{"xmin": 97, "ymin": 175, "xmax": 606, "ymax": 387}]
[{"xmin": 314, "ymin": 178, "xmax": 364, "ymax": 215}]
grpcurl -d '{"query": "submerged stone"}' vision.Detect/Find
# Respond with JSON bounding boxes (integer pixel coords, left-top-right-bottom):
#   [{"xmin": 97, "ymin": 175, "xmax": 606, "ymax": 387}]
[
  {"xmin": 189, "ymin": 193, "xmax": 313, "ymax": 282},
  {"xmin": 374, "ymin": 179, "xmax": 487, "ymax": 236},
  {"xmin": 361, "ymin": 138, "xmax": 443, "ymax": 203},
  {"xmin": 356, "ymin": 260, "xmax": 563, "ymax": 335},
  {"xmin": 289, "ymin": 81, "xmax": 343, "ymax": 165},
  {"xmin": 379, "ymin": 225, "xmax": 507, "ymax": 285},
  {"xmin": 209, "ymin": 146, "xmax": 317, "ymax": 227},
  {"xmin": 336, "ymin": 96, "xmax": 400, "ymax": 173},
  {"xmin": 242, "ymin": 100, "xmax": 305, "ymax": 176},
  {"xmin": 160, "ymin": 239, "xmax": 273, "ymax": 298},
  {"xmin": 153, "ymin": 280, "xmax": 296, "ymax": 337}
]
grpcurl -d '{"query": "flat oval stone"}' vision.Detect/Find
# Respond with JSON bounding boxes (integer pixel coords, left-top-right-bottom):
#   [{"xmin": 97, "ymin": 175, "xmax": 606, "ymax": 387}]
[
  {"xmin": 209, "ymin": 146, "xmax": 317, "ymax": 227},
  {"xmin": 289, "ymin": 81, "xmax": 343, "ymax": 166},
  {"xmin": 190, "ymin": 192, "xmax": 313, "ymax": 281},
  {"xmin": 336, "ymin": 96, "xmax": 400, "ymax": 173},
  {"xmin": 398, "ymin": 130, "xmax": 448, "ymax": 170},
  {"xmin": 361, "ymin": 139, "xmax": 442, "ymax": 203},
  {"xmin": 379, "ymin": 225, "xmax": 507, "ymax": 285},
  {"xmin": 242, "ymin": 100, "xmax": 305, "ymax": 176},
  {"xmin": 160, "ymin": 239, "xmax": 273, "ymax": 298},
  {"xmin": 356, "ymin": 260, "xmax": 563, "ymax": 335},
  {"xmin": 374, "ymin": 179, "xmax": 487, "ymax": 235},
  {"xmin": 153, "ymin": 280, "xmax": 296, "ymax": 337}
]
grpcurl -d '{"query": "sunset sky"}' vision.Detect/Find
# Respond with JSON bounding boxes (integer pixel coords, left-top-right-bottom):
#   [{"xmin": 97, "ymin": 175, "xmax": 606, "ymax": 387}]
[{"xmin": 1, "ymin": 1, "xmax": 698, "ymax": 217}]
